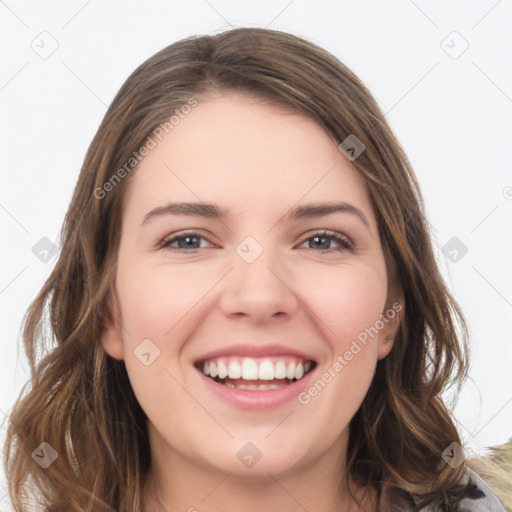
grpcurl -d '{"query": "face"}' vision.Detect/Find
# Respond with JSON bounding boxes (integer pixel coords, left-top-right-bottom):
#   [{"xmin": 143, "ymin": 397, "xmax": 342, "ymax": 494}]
[{"xmin": 101, "ymin": 93, "xmax": 401, "ymax": 479}]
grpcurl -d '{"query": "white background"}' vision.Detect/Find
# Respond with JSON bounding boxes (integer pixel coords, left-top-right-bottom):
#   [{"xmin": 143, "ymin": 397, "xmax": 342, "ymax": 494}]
[{"xmin": 1, "ymin": 0, "xmax": 511, "ymax": 509}]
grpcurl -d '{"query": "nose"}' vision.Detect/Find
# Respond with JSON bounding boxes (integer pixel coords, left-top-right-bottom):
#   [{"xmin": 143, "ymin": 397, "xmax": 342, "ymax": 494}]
[{"xmin": 219, "ymin": 242, "xmax": 299, "ymax": 324}]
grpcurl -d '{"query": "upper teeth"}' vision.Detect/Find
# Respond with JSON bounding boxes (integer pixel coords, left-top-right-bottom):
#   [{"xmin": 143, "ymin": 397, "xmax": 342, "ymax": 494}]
[{"xmin": 201, "ymin": 357, "xmax": 312, "ymax": 381}]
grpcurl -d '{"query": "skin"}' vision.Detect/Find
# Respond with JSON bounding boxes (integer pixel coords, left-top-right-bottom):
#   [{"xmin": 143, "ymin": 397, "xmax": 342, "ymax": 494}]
[{"xmin": 101, "ymin": 93, "xmax": 402, "ymax": 512}]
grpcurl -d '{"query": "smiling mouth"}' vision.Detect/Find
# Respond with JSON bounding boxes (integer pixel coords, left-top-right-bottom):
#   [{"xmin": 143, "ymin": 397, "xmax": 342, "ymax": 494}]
[{"xmin": 194, "ymin": 356, "xmax": 317, "ymax": 391}]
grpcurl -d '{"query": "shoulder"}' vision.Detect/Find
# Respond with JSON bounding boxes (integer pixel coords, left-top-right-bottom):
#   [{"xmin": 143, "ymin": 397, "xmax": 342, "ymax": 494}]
[
  {"xmin": 414, "ymin": 466, "xmax": 508, "ymax": 512},
  {"xmin": 456, "ymin": 466, "xmax": 508, "ymax": 512}
]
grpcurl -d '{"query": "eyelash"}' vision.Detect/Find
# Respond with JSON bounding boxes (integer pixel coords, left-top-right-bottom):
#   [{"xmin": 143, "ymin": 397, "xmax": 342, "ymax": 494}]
[{"xmin": 158, "ymin": 230, "xmax": 354, "ymax": 253}]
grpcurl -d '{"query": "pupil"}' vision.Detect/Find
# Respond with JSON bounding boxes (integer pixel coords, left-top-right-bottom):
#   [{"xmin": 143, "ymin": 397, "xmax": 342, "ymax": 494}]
[
  {"xmin": 311, "ymin": 236, "xmax": 329, "ymax": 249},
  {"xmin": 179, "ymin": 236, "xmax": 199, "ymax": 249}
]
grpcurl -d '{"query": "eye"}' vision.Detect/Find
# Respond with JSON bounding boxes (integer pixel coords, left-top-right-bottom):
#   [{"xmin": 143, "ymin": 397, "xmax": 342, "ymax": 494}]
[
  {"xmin": 297, "ymin": 230, "xmax": 353, "ymax": 252},
  {"xmin": 159, "ymin": 231, "xmax": 214, "ymax": 252},
  {"xmin": 158, "ymin": 230, "xmax": 354, "ymax": 253}
]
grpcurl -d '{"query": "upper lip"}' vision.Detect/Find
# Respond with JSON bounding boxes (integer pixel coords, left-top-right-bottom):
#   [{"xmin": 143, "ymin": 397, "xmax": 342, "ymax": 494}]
[{"xmin": 194, "ymin": 344, "xmax": 317, "ymax": 363}]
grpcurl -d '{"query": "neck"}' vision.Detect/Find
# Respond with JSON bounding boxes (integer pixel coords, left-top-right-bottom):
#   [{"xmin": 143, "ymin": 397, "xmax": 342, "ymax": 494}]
[{"xmin": 141, "ymin": 427, "xmax": 377, "ymax": 512}]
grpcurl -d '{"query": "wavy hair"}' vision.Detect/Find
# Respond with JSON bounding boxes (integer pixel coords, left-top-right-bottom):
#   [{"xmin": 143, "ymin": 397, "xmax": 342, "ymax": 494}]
[{"xmin": 4, "ymin": 27, "xmax": 477, "ymax": 511}]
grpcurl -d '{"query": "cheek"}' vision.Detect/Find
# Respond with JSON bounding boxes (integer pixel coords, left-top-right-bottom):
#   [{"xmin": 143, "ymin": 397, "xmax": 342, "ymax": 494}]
[
  {"xmin": 284, "ymin": 264, "xmax": 386, "ymax": 449},
  {"xmin": 296, "ymin": 263, "xmax": 385, "ymax": 401},
  {"xmin": 113, "ymin": 259, "xmax": 208, "ymax": 426},
  {"xmin": 116, "ymin": 257, "xmax": 215, "ymax": 344},
  {"xmin": 297, "ymin": 262, "xmax": 387, "ymax": 347}
]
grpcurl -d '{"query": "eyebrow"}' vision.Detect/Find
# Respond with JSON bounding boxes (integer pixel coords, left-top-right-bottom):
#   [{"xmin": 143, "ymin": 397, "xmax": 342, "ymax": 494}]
[{"xmin": 141, "ymin": 201, "xmax": 370, "ymax": 228}]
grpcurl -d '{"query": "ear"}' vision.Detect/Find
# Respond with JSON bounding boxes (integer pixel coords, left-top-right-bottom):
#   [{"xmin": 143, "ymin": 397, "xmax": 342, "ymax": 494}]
[
  {"xmin": 377, "ymin": 286, "xmax": 404, "ymax": 361},
  {"xmin": 100, "ymin": 291, "xmax": 125, "ymax": 360}
]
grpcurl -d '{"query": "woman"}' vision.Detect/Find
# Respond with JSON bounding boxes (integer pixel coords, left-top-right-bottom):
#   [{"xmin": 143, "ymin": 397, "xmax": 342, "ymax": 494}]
[{"xmin": 3, "ymin": 27, "xmax": 507, "ymax": 512}]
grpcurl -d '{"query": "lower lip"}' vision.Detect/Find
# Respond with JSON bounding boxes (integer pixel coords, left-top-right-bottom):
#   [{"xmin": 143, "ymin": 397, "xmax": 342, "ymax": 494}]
[{"xmin": 197, "ymin": 368, "xmax": 315, "ymax": 410}]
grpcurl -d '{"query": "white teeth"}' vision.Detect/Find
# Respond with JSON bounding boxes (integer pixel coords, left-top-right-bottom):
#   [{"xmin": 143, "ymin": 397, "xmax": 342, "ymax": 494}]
[
  {"xmin": 239, "ymin": 384, "xmax": 267, "ymax": 390},
  {"xmin": 274, "ymin": 361, "xmax": 287, "ymax": 379},
  {"xmin": 217, "ymin": 360, "xmax": 228, "ymax": 379},
  {"xmin": 258, "ymin": 360, "xmax": 274, "ymax": 380},
  {"xmin": 241, "ymin": 358, "xmax": 259, "ymax": 380},
  {"xmin": 229, "ymin": 382, "xmax": 287, "ymax": 391},
  {"xmin": 228, "ymin": 360, "xmax": 242, "ymax": 379},
  {"xmin": 286, "ymin": 361, "xmax": 296, "ymax": 380},
  {"xmin": 200, "ymin": 356, "xmax": 315, "ymax": 383}
]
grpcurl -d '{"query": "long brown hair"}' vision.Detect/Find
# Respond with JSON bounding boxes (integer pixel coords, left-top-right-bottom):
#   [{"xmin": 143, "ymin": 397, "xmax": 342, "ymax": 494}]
[{"xmin": 4, "ymin": 27, "xmax": 477, "ymax": 511}]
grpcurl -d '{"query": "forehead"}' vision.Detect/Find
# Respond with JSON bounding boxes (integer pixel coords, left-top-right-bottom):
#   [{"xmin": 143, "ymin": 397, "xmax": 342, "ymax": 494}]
[{"xmin": 123, "ymin": 93, "xmax": 375, "ymax": 226}]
